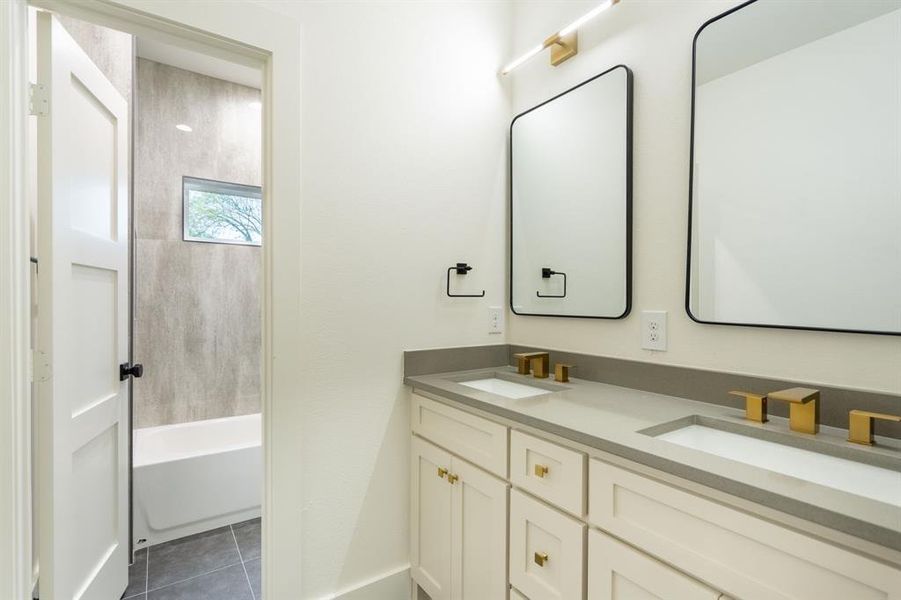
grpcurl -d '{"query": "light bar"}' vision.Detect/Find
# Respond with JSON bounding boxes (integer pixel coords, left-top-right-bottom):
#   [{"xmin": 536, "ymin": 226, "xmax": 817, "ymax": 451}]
[
  {"xmin": 560, "ymin": 0, "xmax": 615, "ymax": 36},
  {"xmin": 501, "ymin": 0, "xmax": 619, "ymax": 75}
]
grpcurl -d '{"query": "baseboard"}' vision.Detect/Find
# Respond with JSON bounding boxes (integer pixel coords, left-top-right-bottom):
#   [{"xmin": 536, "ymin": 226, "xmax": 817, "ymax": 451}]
[{"xmin": 328, "ymin": 565, "xmax": 410, "ymax": 600}]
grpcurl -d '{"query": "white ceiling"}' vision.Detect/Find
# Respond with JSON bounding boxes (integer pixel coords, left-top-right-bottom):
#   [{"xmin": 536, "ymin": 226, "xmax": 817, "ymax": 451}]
[{"xmin": 136, "ymin": 37, "xmax": 263, "ymax": 89}]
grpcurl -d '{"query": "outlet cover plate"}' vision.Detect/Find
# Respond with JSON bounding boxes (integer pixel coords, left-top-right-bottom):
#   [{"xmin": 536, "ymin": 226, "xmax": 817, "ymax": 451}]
[
  {"xmin": 641, "ymin": 310, "xmax": 667, "ymax": 351},
  {"xmin": 488, "ymin": 306, "xmax": 504, "ymax": 334}
]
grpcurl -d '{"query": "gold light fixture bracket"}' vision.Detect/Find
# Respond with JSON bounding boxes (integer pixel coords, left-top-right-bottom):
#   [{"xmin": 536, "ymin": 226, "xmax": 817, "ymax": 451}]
[{"xmin": 546, "ymin": 32, "xmax": 578, "ymax": 67}]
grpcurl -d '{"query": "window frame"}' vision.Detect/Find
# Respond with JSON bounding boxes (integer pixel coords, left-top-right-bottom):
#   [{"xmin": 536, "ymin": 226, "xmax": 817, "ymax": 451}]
[{"xmin": 182, "ymin": 175, "xmax": 263, "ymax": 246}]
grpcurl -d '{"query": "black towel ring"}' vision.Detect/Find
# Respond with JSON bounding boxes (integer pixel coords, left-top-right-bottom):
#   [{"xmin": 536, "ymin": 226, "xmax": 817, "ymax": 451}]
[{"xmin": 447, "ymin": 263, "xmax": 485, "ymax": 297}]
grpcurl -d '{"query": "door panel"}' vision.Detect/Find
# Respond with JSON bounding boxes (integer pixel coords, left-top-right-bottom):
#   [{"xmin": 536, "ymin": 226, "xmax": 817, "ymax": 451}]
[
  {"xmin": 411, "ymin": 437, "xmax": 454, "ymax": 600},
  {"xmin": 451, "ymin": 457, "xmax": 508, "ymax": 600},
  {"xmin": 36, "ymin": 12, "xmax": 130, "ymax": 600},
  {"xmin": 588, "ymin": 529, "xmax": 721, "ymax": 600},
  {"xmin": 509, "ymin": 489, "xmax": 585, "ymax": 600}
]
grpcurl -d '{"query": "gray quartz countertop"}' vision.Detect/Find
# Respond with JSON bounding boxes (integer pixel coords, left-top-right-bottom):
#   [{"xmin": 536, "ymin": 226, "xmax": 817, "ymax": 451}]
[{"xmin": 405, "ymin": 367, "xmax": 901, "ymax": 553}]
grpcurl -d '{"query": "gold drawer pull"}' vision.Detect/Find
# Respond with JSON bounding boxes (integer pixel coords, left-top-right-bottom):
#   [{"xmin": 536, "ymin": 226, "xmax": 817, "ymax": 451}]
[
  {"xmin": 437, "ymin": 467, "xmax": 448, "ymax": 479},
  {"xmin": 534, "ymin": 464, "xmax": 549, "ymax": 478},
  {"xmin": 534, "ymin": 552, "xmax": 548, "ymax": 567},
  {"xmin": 447, "ymin": 473, "xmax": 459, "ymax": 484}
]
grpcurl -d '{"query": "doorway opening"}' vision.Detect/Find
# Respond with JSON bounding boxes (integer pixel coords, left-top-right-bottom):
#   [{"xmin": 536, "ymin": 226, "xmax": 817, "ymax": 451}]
[{"xmin": 27, "ymin": 8, "xmax": 264, "ymax": 600}]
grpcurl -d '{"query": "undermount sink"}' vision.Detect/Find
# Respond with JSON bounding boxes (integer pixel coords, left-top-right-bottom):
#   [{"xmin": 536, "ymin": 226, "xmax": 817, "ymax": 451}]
[
  {"xmin": 458, "ymin": 377, "xmax": 552, "ymax": 399},
  {"xmin": 653, "ymin": 423, "xmax": 901, "ymax": 507}
]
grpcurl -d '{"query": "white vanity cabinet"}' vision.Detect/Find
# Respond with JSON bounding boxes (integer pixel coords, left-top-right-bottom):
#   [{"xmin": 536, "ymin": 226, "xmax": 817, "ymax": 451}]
[
  {"xmin": 411, "ymin": 436, "xmax": 454, "ymax": 599},
  {"xmin": 411, "ymin": 392, "xmax": 508, "ymax": 478},
  {"xmin": 510, "ymin": 430, "xmax": 586, "ymax": 518},
  {"xmin": 410, "ymin": 397, "xmax": 509, "ymax": 600},
  {"xmin": 509, "ymin": 489, "xmax": 585, "ymax": 600},
  {"xmin": 588, "ymin": 459, "xmax": 901, "ymax": 600},
  {"xmin": 410, "ymin": 391, "xmax": 901, "ymax": 600},
  {"xmin": 588, "ymin": 529, "xmax": 721, "ymax": 600}
]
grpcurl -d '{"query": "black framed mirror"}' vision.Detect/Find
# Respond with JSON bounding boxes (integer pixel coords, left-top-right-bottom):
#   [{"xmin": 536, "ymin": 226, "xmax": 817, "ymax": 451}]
[
  {"xmin": 510, "ymin": 65, "xmax": 633, "ymax": 319},
  {"xmin": 687, "ymin": 0, "xmax": 901, "ymax": 336}
]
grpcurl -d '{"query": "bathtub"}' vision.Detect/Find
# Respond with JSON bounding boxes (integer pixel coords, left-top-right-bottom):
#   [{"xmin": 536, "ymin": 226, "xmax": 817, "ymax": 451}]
[{"xmin": 133, "ymin": 413, "xmax": 262, "ymax": 547}]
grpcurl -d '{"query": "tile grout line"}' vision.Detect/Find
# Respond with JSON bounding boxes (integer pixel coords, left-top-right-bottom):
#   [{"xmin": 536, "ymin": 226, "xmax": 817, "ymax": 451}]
[
  {"xmin": 145, "ymin": 561, "xmax": 246, "ymax": 595},
  {"xmin": 231, "ymin": 524, "xmax": 256, "ymax": 600}
]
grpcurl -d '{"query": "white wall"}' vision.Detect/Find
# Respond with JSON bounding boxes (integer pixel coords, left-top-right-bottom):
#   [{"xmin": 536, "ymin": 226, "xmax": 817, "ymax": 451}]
[
  {"xmin": 508, "ymin": 0, "xmax": 901, "ymax": 394},
  {"xmin": 693, "ymin": 9, "xmax": 901, "ymax": 332},
  {"xmin": 254, "ymin": 1, "xmax": 511, "ymax": 597}
]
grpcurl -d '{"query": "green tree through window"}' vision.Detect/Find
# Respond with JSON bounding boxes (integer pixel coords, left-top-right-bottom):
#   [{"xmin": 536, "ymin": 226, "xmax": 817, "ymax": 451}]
[{"xmin": 183, "ymin": 177, "xmax": 262, "ymax": 245}]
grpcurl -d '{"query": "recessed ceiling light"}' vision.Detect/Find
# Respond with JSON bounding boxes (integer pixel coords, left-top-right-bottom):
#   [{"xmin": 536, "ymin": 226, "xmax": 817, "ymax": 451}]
[
  {"xmin": 175, "ymin": 124, "xmax": 193, "ymax": 132},
  {"xmin": 248, "ymin": 101, "xmax": 262, "ymax": 110}
]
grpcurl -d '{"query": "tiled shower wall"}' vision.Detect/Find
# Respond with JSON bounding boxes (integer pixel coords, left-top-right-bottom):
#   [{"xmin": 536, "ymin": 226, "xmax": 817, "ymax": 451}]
[{"xmin": 133, "ymin": 59, "xmax": 262, "ymax": 428}]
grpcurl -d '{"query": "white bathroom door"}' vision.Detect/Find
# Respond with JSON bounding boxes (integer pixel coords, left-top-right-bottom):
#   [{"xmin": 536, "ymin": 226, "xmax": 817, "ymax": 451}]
[{"xmin": 35, "ymin": 12, "xmax": 130, "ymax": 600}]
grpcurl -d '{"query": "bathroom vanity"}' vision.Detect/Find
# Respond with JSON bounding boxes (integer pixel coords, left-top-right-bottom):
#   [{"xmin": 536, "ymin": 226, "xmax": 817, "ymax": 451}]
[{"xmin": 406, "ymin": 365, "xmax": 901, "ymax": 600}]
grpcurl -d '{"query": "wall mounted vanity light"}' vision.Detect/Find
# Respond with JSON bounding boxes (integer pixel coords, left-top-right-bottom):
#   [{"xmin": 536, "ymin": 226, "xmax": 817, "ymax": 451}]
[{"xmin": 501, "ymin": 0, "xmax": 620, "ymax": 75}]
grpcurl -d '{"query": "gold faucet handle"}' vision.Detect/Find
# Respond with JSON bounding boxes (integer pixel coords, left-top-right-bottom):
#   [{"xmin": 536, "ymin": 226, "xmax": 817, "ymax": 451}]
[
  {"xmin": 768, "ymin": 388, "xmax": 820, "ymax": 434},
  {"xmin": 729, "ymin": 390, "xmax": 768, "ymax": 423},
  {"xmin": 848, "ymin": 410, "xmax": 901, "ymax": 446},
  {"xmin": 769, "ymin": 387, "xmax": 819, "ymax": 404},
  {"xmin": 554, "ymin": 363, "xmax": 572, "ymax": 383},
  {"xmin": 514, "ymin": 353, "xmax": 532, "ymax": 375}
]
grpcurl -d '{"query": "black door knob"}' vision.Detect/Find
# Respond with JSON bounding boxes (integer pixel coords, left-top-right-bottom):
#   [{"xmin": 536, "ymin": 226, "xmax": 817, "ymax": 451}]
[{"xmin": 120, "ymin": 362, "xmax": 144, "ymax": 381}]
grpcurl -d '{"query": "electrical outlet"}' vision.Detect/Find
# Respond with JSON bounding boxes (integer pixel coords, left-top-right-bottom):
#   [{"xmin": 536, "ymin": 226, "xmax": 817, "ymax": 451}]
[
  {"xmin": 641, "ymin": 310, "xmax": 667, "ymax": 351},
  {"xmin": 488, "ymin": 306, "xmax": 504, "ymax": 334}
]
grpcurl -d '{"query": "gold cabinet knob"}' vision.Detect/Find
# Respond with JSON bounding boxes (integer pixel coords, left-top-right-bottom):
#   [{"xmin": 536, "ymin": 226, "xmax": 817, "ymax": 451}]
[
  {"xmin": 534, "ymin": 464, "xmax": 549, "ymax": 478},
  {"xmin": 534, "ymin": 552, "xmax": 549, "ymax": 567},
  {"xmin": 447, "ymin": 473, "xmax": 459, "ymax": 484},
  {"xmin": 437, "ymin": 467, "xmax": 448, "ymax": 479}
]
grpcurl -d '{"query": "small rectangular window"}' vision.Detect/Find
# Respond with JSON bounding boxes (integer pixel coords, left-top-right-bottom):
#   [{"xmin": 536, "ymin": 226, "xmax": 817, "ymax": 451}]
[{"xmin": 183, "ymin": 176, "xmax": 262, "ymax": 246}]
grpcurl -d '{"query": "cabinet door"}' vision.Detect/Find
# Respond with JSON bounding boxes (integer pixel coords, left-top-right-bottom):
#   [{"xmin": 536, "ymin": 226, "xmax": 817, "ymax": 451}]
[
  {"xmin": 450, "ymin": 456, "xmax": 509, "ymax": 600},
  {"xmin": 510, "ymin": 489, "xmax": 586, "ymax": 600},
  {"xmin": 411, "ymin": 437, "xmax": 454, "ymax": 600},
  {"xmin": 411, "ymin": 394, "xmax": 509, "ymax": 477},
  {"xmin": 588, "ymin": 529, "xmax": 721, "ymax": 600}
]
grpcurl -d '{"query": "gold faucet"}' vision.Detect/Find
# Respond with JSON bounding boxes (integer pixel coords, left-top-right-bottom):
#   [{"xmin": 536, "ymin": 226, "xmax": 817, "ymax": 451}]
[
  {"xmin": 769, "ymin": 388, "xmax": 820, "ymax": 434},
  {"xmin": 848, "ymin": 410, "xmax": 901, "ymax": 445},
  {"xmin": 731, "ymin": 387, "xmax": 820, "ymax": 434},
  {"xmin": 513, "ymin": 352, "xmax": 550, "ymax": 379}
]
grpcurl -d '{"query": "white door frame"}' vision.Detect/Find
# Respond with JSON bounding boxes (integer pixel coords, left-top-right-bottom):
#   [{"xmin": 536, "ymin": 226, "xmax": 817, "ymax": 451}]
[
  {"xmin": 0, "ymin": 1, "xmax": 33, "ymax": 598},
  {"xmin": 0, "ymin": 1, "xmax": 304, "ymax": 598}
]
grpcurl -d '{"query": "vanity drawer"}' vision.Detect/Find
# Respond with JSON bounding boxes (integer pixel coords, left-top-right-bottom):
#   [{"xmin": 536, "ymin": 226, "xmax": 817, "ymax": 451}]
[
  {"xmin": 588, "ymin": 460, "xmax": 901, "ymax": 600},
  {"xmin": 510, "ymin": 430, "xmax": 586, "ymax": 517},
  {"xmin": 411, "ymin": 393, "xmax": 507, "ymax": 477},
  {"xmin": 510, "ymin": 489, "xmax": 585, "ymax": 600},
  {"xmin": 588, "ymin": 528, "xmax": 722, "ymax": 599}
]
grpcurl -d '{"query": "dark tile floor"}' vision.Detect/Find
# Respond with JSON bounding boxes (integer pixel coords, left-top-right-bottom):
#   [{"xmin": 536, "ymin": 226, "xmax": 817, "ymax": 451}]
[{"xmin": 123, "ymin": 518, "xmax": 261, "ymax": 600}]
